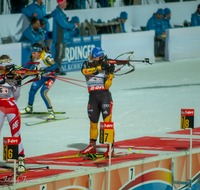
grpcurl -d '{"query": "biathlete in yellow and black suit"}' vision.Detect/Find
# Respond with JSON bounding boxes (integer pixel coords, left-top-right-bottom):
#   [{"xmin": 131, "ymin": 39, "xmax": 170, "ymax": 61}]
[{"xmin": 80, "ymin": 47, "xmax": 115, "ymax": 157}]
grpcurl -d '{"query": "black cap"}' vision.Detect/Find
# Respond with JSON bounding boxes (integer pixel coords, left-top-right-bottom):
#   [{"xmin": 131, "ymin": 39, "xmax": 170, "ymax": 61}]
[{"xmin": 40, "ymin": 19, "xmax": 47, "ymax": 26}]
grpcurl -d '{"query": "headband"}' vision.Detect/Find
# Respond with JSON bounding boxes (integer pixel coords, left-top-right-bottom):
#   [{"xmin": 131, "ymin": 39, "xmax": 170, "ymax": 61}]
[{"xmin": 31, "ymin": 46, "xmax": 42, "ymax": 52}]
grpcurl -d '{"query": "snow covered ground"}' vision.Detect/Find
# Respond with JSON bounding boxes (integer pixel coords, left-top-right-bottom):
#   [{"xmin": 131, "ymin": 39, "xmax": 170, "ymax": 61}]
[{"xmin": 0, "ymin": 58, "xmax": 200, "ymax": 161}]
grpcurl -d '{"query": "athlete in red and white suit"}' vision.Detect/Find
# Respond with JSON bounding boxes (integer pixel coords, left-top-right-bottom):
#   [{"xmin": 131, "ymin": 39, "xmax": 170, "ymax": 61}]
[{"xmin": 0, "ymin": 58, "xmax": 24, "ymax": 156}]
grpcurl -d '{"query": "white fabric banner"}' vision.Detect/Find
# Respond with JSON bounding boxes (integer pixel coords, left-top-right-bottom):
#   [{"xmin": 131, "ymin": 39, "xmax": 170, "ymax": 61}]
[
  {"xmin": 102, "ymin": 31, "xmax": 155, "ymax": 63},
  {"xmin": 165, "ymin": 26, "xmax": 200, "ymax": 61}
]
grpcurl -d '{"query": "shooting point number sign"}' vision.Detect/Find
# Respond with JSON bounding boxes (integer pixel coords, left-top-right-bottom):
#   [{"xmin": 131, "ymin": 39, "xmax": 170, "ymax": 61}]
[
  {"xmin": 99, "ymin": 122, "xmax": 114, "ymax": 144},
  {"xmin": 3, "ymin": 137, "xmax": 19, "ymax": 161},
  {"xmin": 181, "ymin": 109, "xmax": 194, "ymax": 129}
]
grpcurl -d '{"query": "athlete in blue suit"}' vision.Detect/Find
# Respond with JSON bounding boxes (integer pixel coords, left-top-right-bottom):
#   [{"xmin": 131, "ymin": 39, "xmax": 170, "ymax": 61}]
[{"xmin": 20, "ymin": 43, "xmax": 58, "ymax": 119}]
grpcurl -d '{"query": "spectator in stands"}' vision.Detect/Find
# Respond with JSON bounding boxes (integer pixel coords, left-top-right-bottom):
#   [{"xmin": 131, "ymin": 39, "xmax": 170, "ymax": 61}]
[
  {"xmin": 146, "ymin": 9, "xmax": 165, "ymax": 57},
  {"xmin": 70, "ymin": 16, "xmax": 80, "ymax": 37},
  {"xmin": 96, "ymin": 0, "xmax": 110, "ymax": 8},
  {"xmin": 119, "ymin": 11, "xmax": 128, "ymax": 33},
  {"xmin": 51, "ymin": 0, "xmax": 79, "ymax": 75},
  {"xmin": 146, "ymin": 8, "xmax": 165, "ymax": 35},
  {"xmin": 163, "ymin": 8, "xmax": 172, "ymax": 29},
  {"xmin": 112, "ymin": 11, "xmax": 128, "ymax": 33},
  {"xmin": 18, "ymin": 18, "xmax": 43, "ymax": 45},
  {"xmin": 77, "ymin": 0, "xmax": 86, "ymax": 9},
  {"xmin": 22, "ymin": 0, "xmax": 51, "ymax": 31},
  {"xmin": 190, "ymin": 4, "xmax": 200, "ymax": 26},
  {"xmin": 10, "ymin": 0, "xmax": 28, "ymax": 13}
]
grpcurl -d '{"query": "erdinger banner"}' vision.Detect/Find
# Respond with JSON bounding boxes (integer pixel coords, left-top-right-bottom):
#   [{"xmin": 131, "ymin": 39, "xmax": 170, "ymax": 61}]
[
  {"xmin": 21, "ymin": 35, "xmax": 101, "ymax": 72},
  {"xmin": 52, "ymin": 35, "xmax": 101, "ymax": 72}
]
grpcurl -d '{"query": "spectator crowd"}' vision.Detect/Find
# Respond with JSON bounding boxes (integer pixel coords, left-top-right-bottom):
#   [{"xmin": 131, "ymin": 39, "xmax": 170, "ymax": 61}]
[{"xmin": 145, "ymin": 4, "xmax": 200, "ymax": 56}]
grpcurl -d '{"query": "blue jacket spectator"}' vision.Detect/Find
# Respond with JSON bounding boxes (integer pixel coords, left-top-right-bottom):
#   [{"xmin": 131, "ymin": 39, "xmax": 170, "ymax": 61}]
[
  {"xmin": 70, "ymin": 16, "xmax": 80, "ymax": 37},
  {"xmin": 22, "ymin": 0, "xmax": 50, "ymax": 31},
  {"xmin": 18, "ymin": 18, "xmax": 43, "ymax": 45},
  {"xmin": 163, "ymin": 8, "xmax": 172, "ymax": 29},
  {"xmin": 146, "ymin": 9, "xmax": 165, "ymax": 35},
  {"xmin": 51, "ymin": 5, "xmax": 76, "ymax": 44},
  {"xmin": 112, "ymin": 11, "xmax": 128, "ymax": 33},
  {"xmin": 51, "ymin": 0, "xmax": 78, "ymax": 75},
  {"xmin": 191, "ymin": 4, "xmax": 200, "ymax": 26},
  {"xmin": 77, "ymin": 0, "xmax": 86, "ymax": 9},
  {"xmin": 120, "ymin": 11, "xmax": 128, "ymax": 33}
]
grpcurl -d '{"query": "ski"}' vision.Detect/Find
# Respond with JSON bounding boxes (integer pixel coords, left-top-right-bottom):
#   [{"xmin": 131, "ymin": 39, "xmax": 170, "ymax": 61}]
[
  {"xmin": 25, "ymin": 117, "xmax": 69, "ymax": 126},
  {"xmin": 79, "ymin": 152, "xmax": 134, "ymax": 165},
  {"xmin": 21, "ymin": 111, "xmax": 66, "ymax": 115},
  {"xmin": 79, "ymin": 156, "xmax": 106, "ymax": 165},
  {"xmin": 31, "ymin": 153, "xmax": 104, "ymax": 160}
]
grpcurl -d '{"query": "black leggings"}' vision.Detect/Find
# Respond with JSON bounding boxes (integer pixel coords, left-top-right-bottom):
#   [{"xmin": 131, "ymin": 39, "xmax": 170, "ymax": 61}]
[{"xmin": 88, "ymin": 90, "xmax": 113, "ymax": 123}]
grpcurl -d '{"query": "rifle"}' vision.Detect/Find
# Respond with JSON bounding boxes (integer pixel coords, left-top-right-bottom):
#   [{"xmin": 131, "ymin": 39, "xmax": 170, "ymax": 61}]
[
  {"xmin": 87, "ymin": 52, "xmax": 151, "ymax": 76},
  {"xmin": 0, "ymin": 64, "xmax": 40, "ymax": 81}
]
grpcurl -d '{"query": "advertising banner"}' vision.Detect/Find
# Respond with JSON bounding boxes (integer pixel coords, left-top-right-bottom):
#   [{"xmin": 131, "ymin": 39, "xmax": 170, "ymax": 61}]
[
  {"xmin": 21, "ymin": 35, "xmax": 101, "ymax": 71},
  {"xmin": 51, "ymin": 35, "xmax": 101, "ymax": 72},
  {"xmin": 61, "ymin": 35, "xmax": 101, "ymax": 72}
]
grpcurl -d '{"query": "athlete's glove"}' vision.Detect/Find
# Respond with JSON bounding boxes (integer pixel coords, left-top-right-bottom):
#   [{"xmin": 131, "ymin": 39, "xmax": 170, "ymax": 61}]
[
  {"xmin": 101, "ymin": 62, "xmax": 109, "ymax": 71},
  {"xmin": 107, "ymin": 64, "xmax": 115, "ymax": 74},
  {"xmin": 0, "ymin": 75, "xmax": 5, "ymax": 84},
  {"xmin": 55, "ymin": 68, "xmax": 60, "ymax": 74}
]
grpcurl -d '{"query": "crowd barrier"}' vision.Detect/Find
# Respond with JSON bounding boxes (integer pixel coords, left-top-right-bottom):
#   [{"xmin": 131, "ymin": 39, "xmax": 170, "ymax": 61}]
[{"xmin": 165, "ymin": 26, "xmax": 200, "ymax": 61}]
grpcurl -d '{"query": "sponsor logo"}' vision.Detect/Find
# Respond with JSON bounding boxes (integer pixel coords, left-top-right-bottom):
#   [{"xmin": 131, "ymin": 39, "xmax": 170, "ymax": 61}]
[
  {"xmin": 103, "ymin": 111, "xmax": 108, "ymax": 114},
  {"xmin": 102, "ymin": 104, "xmax": 110, "ymax": 108},
  {"xmin": 108, "ymin": 60, "xmax": 116, "ymax": 64},
  {"xmin": 8, "ymin": 139, "xmax": 18, "ymax": 144},
  {"xmin": 105, "ymin": 124, "xmax": 113, "ymax": 128},
  {"xmin": 93, "ymin": 35, "xmax": 101, "ymax": 41},
  {"xmin": 16, "ymin": 70, "xmax": 26, "ymax": 74},
  {"xmin": 88, "ymin": 109, "xmax": 93, "ymax": 112},
  {"xmin": 22, "ymin": 43, "xmax": 31, "ymax": 48},
  {"xmin": 83, "ymin": 37, "xmax": 91, "ymax": 42},
  {"xmin": 64, "ymin": 44, "xmax": 95, "ymax": 63},
  {"xmin": 185, "ymin": 111, "xmax": 194, "ymax": 115},
  {"xmin": 89, "ymin": 77, "xmax": 102, "ymax": 82},
  {"xmin": 88, "ymin": 85, "xmax": 106, "ymax": 92},
  {"xmin": 62, "ymin": 63, "xmax": 82, "ymax": 72},
  {"xmin": 181, "ymin": 109, "xmax": 194, "ymax": 115},
  {"xmin": 73, "ymin": 38, "xmax": 81, "ymax": 43},
  {"xmin": 12, "ymin": 120, "xmax": 19, "ymax": 130}
]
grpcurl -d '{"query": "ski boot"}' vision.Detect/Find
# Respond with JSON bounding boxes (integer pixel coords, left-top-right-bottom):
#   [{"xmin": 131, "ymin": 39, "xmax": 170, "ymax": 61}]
[
  {"xmin": 17, "ymin": 155, "xmax": 25, "ymax": 173},
  {"xmin": 20, "ymin": 104, "xmax": 33, "ymax": 114},
  {"xmin": 103, "ymin": 144, "xmax": 114, "ymax": 157},
  {"xmin": 80, "ymin": 140, "xmax": 97, "ymax": 155},
  {"xmin": 47, "ymin": 108, "xmax": 55, "ymax": 120}
]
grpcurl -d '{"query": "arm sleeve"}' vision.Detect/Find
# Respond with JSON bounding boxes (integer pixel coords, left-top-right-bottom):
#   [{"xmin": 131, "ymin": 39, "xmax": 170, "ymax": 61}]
[
  {"xmin": 44, "ymin": 56, "xmax": 59, "ymax": 71},
  {"xmin": 69, "ymin": 28, "xmax": 80, "ymax": 37},
  {"xmin": 81, "ymin": 61, "xmax": 102, "ymax": 75},
  {"xmin": 13, "ymin": 86, "xmax": 21, "ymax": 101},
  {"xmin": 55, "ymin": 13, "xmax": 76, "ymax": 30},
  {"xmin": 104, "ymin": 74, "xmax": 114, "ymax": 89},
  {"xmin": 24, "ymin": 31, "xmax": 42, "ymax": 45},
  {"xmin": 191, "ymin": 14, "xmax": 197, "ymax": 26},
  {"xmin": 21, "ymin": 6, "xmax": 34, "ymax": 17}
]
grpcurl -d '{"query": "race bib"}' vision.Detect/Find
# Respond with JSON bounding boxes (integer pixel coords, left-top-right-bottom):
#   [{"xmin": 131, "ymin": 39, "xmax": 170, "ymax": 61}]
[{"xmin": 0, "ymin": 87, "xmax": 9, "ymax": 94}]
